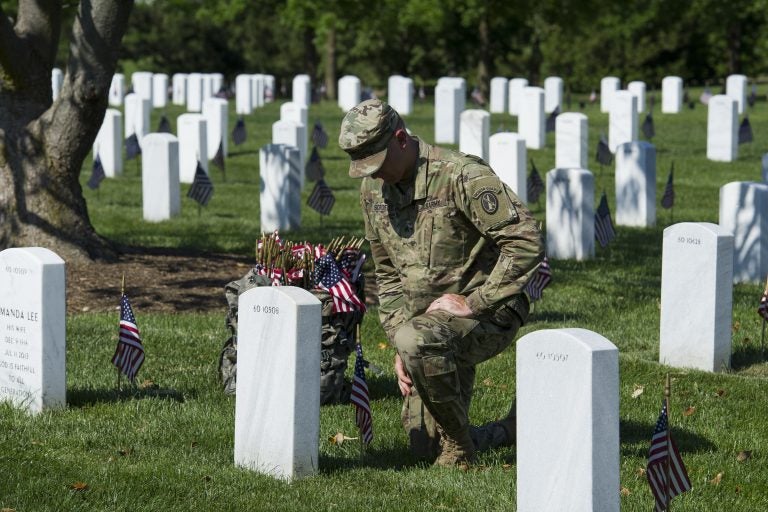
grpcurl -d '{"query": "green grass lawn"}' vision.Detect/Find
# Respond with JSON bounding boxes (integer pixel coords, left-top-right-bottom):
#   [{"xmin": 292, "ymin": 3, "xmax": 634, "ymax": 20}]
[{"xmin": 2, "ymin": 90, "xmax": 768, "ymax": 510}]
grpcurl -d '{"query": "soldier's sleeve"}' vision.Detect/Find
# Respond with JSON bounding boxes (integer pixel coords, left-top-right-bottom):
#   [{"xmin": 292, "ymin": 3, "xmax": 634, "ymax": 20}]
[
  {"xmin": 457, "ymin": 164, "xmax": 545, "ymax": 315},
  {"xmin": 361, "ymin": 192, "xmax": 405, "ymax": 344}
]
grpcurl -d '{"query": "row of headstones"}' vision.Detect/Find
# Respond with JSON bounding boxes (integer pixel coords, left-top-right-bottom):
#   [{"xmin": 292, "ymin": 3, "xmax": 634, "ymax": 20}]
[
  {"xmin": 458, "ymin": 89, "xmax": 748, "ymax": 167},
  {"xmin": 105, "ymin": 71, "xmax": 275, "ymax": 113},
  {"xmin": 234, "ymin": 73, "xmax": 278, "ymax": 114},
  {"xmin": 0, "ymin": 255, "xmax": 617, "ymax": 508}
]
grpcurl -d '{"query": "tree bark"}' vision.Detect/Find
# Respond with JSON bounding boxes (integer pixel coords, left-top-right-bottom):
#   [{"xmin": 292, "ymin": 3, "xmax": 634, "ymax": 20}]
[
  {"xmin": 476, "ymin": 9, "xmax": 491, "ymax": 101},
  {"xmin": 0, "ymin": 0, "xmax": 134, "ymax": 262},
  {"xmin": 324, "ymin": 24, "xmax": 336, "ymax": 101}
]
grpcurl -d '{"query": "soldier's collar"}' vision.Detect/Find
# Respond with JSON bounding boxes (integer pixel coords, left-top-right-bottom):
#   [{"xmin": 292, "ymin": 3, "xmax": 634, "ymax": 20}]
[{"xmin": 412, "ymin": 137, "xmax": 430, "ymax": 201}]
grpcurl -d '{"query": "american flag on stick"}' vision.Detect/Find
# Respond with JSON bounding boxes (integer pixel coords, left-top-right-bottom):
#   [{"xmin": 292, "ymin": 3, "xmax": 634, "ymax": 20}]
[
  {"xmin": 661, "ymin": 164, "xmax": 675, "ymax": 210},
  {"xmin": 87, "ymin": 154, "xmax": 106, "ymax": 190},
  {"xmin": 351, "ymin": 341, "xmax": 373, "ymax": 445},
  {"xmin": 315, "ymin": 252, "xmax": 366, "ymax": 313},
  {"xmin": 594, "ymin": 192, "xmax": 616, "ymax": 248},
  {"xmin": 647, "ymin": 401, "xmax": 692, "ymax": 512},
  {"xmin": 187, "ymin": 162, "xmax": 214, "ymax": 206},
  {"xmin": 759, "ymin": 280, "xmax": 768, "ymax": 322},
  {"xmin": 112, "ymin": 294, "xmax": 145, "ymax": 382},
  {"xmin": 525, "ymin": 256, "xmax": 552, "ymax": 301},
  {"xmin": 311, "ymin": 122, "xmax": 329, "ymax": 149},
  {"xmin": 527, "ymin": 160, "xmax": 544, "ymax": 203},
  {"xmin": 307, "ymin": 179, "xmax": 335, "ymax": 215}
]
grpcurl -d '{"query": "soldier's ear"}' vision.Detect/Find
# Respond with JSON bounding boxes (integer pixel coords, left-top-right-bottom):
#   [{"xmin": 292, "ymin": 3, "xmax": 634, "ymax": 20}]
[{"xmin": 393, "ymin": 128, "xmax": 408, "ymax": 148}]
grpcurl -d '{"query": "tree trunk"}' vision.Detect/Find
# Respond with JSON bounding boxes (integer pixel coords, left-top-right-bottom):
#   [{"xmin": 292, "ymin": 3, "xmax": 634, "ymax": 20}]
[
  {"xmin": 477, "ymin": 10, "xmax": 491, "ymax": 101},
  {"xmin": 0, "ymin": 0, "xmax": 134, "ymax": 262},
  {"xmin": 324, "ymin": 25, "xmax": 337, "ymax": 101},
  {"xmin": 727, "ymin": 21, "xmax": 742, "ymax": 74}
]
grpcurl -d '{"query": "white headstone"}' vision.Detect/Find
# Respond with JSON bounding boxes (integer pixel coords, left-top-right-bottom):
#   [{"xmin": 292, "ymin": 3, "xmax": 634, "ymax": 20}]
[
  {"xmin": 555, "ymin": 112, "xmax": 588, "ymax": 169},
  {"xmin": 264, "ymin": 74, "xmax": 276, "ymax": 102},
  {"xmin": 615, "ymin": 141, "xmax": 656, "ymax": 227},
  {"xmin": 546, "ymin": 168, "xmax": 595, "ymax": 260},
  {"xmin": 627, "ymin": 80, "xmax": 646, "ymax": 113},
  {"xmin": 124, "ymin": 93, "xmax": 150, "ymax": 149},
  {"xmin": 93, "ymin": 108, "xmax": 123, "ymax": 178},
  {"xmin": 519, "ymin": 86, "xmax": 545, "ymax": 150},
  {"xmin": 507, "ymin": 78, "xmax": 528, "ymax": 116},
  {"xmin": 719, "ymin": 181, "xmax": 768, "ymax": 283},
  {"xmin": 0, "ymin": 247, "xmax": 66, "ymax": 415},
  {"xmin": 292, "ymin": 74, "xmax": 311, "ymax": 107},
  {"xmin": 177, "ymin": 113, "xmax": 208, "ymax": 183},
  {"xmin": 600, "ymin": 76, "xmax": 620, "ymax": 113},
  {"xmin": 279, "ymin": 103, "xmax": 308, "ymax": 166},
  {"xmin": 259, "ymin": 144, "xmax": 302, "ymax": 232},
  {"xmin": 489, "ymin": 77, "xmax": 508, "ymax": 114},
  {"xmin": 661, "ymin": 76, "xmax": 683, "ymax": 114},
  {"xmin": 434, "ymin": 78, "xmax": 465, "ymax": 144},
  {"xmin": 707, "ymin": 95, "xmax": 738, "ymax": 162},
  {"xmin": 234, "ymin": 286, "xmax": 321, "ymax": 481},
  {"xmin": 338, "ymin": 75, "xmax": 362, "ymax": 111},
  {"xmin": 201, "ymin": 73, "xmax": 214, "ymax": 101},
  {"xmin": 131, "ymin": 71, "xmax": 153, "ymax": 105},
  {"xmin": 251, "ymin": 74, "xmax": 265, "ymax": 108},
  {"xmin": 202, "ymin": 97, "xmax": 229, "ymax": 160},
  {"xmin": 459, "ymin": 109, "xmax": 490, "ymax": 160},
  {"xmin": 235, "ymin": 74, "xmax": 253, "ymax": 115},
  {"xmin": 51, "ymin": 68, "xmax": 63, "ymax": 101},
  {"xmin": 172, "ymin": 73, "xmax": 187, "ymax": 105},
  {"xmin": 388, "ymin": 75, "xmax": 414, "ymax": 115},
  {"xmin": 108, "ymin": 73, "xmax": 124, "ymax": 107},
  {"xmin": 608, "ymin": 90, "xmax": 637, "ymax": 152},
  {"xmin": 544, "ymin": 76, "xmax": 563, "ymax": 114},
  {"xmin": 280, "ymin": 102, "xmax": 309, "ymax": 132},
  {"xmin": 209, "ymin": 73, "xmax": 224, "ymax": 97},
  {"xmin": 142, "ymin": 133, "xmax": 180, "ymax": 222},
  {"xmin": 762, "ymin": 153, "xmax": 768, "ymax": 183},
  {"xmin": 516, "ymin": 328, "xmax": 619, "ymax": 512},
  {"xmin": 489, "ymin": 133, "xmax": 527, "ymax": 203},
  {"xmin": 660, "ymin": 222, "xmax": 733, "ymax": 372},
  {"xmin": 726, "ymin": 74, "xmax": 747, "ymax": 115},
  {"xmin": 186, "ymin": 73, "xmax": 204, "ymax": 112},
  {"xmin": 151, "ymin": 73, "xmax": 168, "ymax": 108}
]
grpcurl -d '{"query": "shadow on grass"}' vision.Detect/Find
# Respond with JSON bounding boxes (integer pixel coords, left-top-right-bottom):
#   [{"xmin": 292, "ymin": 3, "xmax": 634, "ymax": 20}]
[
  {"xmin": 619, "ymin": 419, "xmax": 716, "ymax": 458},
  {"xmin": 731, "ymin": 345, "xmax": 768, "ymax": 373},
  {"xmin": 67, "ymin": 386, "xmax": 191, "ymax": 407},
  {"xmin": 319, "ymin": 446, "xmax": 425, "ymax": 473}
]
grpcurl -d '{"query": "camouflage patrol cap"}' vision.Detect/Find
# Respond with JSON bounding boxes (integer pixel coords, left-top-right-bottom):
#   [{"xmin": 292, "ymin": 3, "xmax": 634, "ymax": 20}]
[{"xmin": 339, "ymin": 99, "xmax": 401, "ymax": 178}]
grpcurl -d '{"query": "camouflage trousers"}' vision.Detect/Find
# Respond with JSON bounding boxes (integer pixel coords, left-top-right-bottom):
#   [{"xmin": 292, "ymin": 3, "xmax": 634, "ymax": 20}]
[{"xmin": 393, "ymin": 307, "xmax": 522, "ymax": 459}]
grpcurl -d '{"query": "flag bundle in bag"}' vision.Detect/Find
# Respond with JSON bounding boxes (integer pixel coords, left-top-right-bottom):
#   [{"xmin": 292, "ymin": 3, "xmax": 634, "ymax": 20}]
[
  {"xmin": 187, "ymin": 162, "xmax": 214, "ymax": 206},
  {"xmin": 125, "ymin": 133, "xmax": 141, "ymax": 160},
  {"xmin": 311, "ymin": 122, "xmax": 329, "ymax": 149},
  {"xmin": 315, "ymin": 252, "xmax": 366, "ymax": 313},
  {"xmin": 594, "ymin": 192, "xmax": 616, "ymax": 248},
  {"xmin": 661, "ymin": 165, "xmax": 675, "ymax": 209},
  {"xmin": 738, "ymin": 116, "xmax": 753, "ymax": 144},
  {"xmin": 527, "ymin": 160, "xmax": 544, "ymax": 203},
  {"xmin": 307, "ymin": 179, "xmax": 335, "ymax": 215},
  {"xmin": 642, "ymin": 113, "xmax": 655, "ymax": 140},
  {"xmin": 87, "ymin": 154, "xmax": 106, "ymax": 190},
  {"xmin": 596, "ymin": 134, "xmax": 613, "ymax": 166},
  {"xmin": 351, "ymin": 342, "xmax": 373, "ymax": 445},
  {"xmin": 112, "ymin": 294, "xmax": 145, "ymax": 382},
  {"xmin": 525, "ymin": 256, "xmax": 552, "ymax": 301},
  {"xmin": 232, "ymin": 117, "xmax": 247, "ymax": 146},
  {"xmin": 647, "ymin": 402, "xmax": 692, "ymax": 511}
]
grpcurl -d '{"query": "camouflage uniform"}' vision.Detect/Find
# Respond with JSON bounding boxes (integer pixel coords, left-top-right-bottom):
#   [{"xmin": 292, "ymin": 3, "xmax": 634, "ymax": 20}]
[{"xmin": 341, "ymin": 100, "xmax": 544, "ymax": 459}]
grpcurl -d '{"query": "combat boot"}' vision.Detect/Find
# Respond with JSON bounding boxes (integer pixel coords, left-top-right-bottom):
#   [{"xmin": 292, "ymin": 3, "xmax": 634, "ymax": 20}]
[
  {"xmin": 434, "ymin": 428, "xmax": 476, "ymax": 467},
  {"xmin": 497, "ymin": 402, "xmax": 516, "ymax": 445}
]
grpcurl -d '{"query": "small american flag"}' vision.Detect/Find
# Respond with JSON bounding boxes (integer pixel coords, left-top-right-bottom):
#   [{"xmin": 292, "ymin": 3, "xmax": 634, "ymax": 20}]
[
  {"xmin": 212, "ymin": 141, "xmax": 226, "ymax": 174},
  {"xmin": 87, "ymin": 154, "xmax": 106, "ymax": 190},
  {"xmin": 157, "ymin": 114, "xmax": 172, "ymax": 134},
  {"xmin": 125, "ymin": 133, "xmax": 141, "ymax": 160},
  {"xmin": 315, "ymin": 252, "xmax": 366, "ymax": 313},
  {"xmin": 642, "ymin": 112, "xmax": 655, "ymax": 140},
  {"xmin": 232, "ymin": 117, "xmax": 247, "ymax": 146},
  {"xmin": 307, "ymin": 179, "xmax": 335, "ymax": 215},
  {"xmin": 351, "ymin": 342, "xmax": 373, "ymax": 445},
  {"xmin": 527, "ymin": 160, "xmax": 544, "ymax": 203},
  {"xmin": 594, "ymin": 192, "xmax": 616, "ymax": 248},
  {"xmin": 545, "ymin": 106, "xmax": 559, "ymax": 133},
  {"xmin": 661, "ymin": 165, "xmax": 675, "ymax": 209},
  {"xmin": 525, "ymin": 256, "xmax": 552, "ymax": 301},
  {"xmin": 112, "ymin": 294, "xmax": 145, "ymax": 382},
  {"xmin": 311, "ymin": 122, "xmax": 329, "ymax": 149},
  {"xmin": 305, "ymin": 146, "xmax": 325, "ymax": 182},
  {"xmin": 187, "ymin": 161, "xmax": 214, "ymax": 206},
  {"xmin": 596, "ymin": 134, "xmax": 613, "ymax": 166},
  {"xmin": 647, "ymin": 402, "xmax": 692, "ymax": 512},
  {"xmin": 738, "ymin": 116, "xmax": 753, "ymax": 145},
  {"xmin": 758, "ymin": 287, "xmax": 768, "ymax": 322}
]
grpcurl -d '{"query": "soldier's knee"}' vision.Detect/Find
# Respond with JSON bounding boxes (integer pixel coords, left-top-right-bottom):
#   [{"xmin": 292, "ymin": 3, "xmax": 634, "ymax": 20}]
[{"xmin": 393, "ymin": 321, "xmax": 423, "ymax": 354}]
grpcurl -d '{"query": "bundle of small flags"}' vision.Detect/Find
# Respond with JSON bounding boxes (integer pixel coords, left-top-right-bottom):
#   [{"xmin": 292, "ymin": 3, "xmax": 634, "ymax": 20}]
[{"xmin": 252, "ymin": 232, "xmax": 367, "ymax": 314}]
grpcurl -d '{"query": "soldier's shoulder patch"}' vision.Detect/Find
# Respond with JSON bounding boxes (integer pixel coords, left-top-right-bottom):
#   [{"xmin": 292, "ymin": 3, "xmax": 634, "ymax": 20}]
[{"xmin": 465, "ymin": 176, "xmax": 519, "ymax": 229}]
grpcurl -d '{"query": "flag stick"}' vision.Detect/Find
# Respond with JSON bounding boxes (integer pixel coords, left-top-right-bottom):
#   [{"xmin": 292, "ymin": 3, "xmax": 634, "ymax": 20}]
[
  {"xmin": 762, "ymin": 275, "xmax": 768, "ymax": 358},
  {"xmin": 116, "ymin": 274, "xmax": 125, "ymax": 392},
  {"xmin": 664, "ymin": 373, "xmax": 672, "ymax": 511},
  {"xmin": 356, "ymin": 323, "xmax": 366, "ymax": 461}
]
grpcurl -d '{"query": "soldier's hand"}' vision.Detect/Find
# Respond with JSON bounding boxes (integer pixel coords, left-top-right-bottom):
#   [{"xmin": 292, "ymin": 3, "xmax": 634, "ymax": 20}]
[
  {"xmin": 394, "ymin": 352, "xmax": 413, "ymax": 396},
  {"xmin": 425, "ymin": 293, "xmax": 474, "ymax": 317}
]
